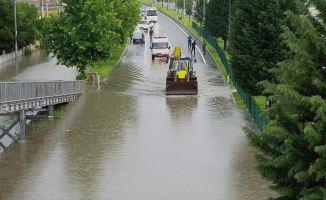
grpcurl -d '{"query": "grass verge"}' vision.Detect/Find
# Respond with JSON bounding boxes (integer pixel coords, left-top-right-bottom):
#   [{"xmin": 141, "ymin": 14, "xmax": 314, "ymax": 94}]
[{"xmin": 89, "ymin": 43, "xmax": 127, "ymax": 78}]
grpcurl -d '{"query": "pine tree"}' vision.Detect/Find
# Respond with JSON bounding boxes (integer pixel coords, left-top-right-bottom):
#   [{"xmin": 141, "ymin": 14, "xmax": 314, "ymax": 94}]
[
  {"xmin": 193, "ymin": 0, "xmax": 205, "ymax": 26},
  {"xmin": 204, "ymin": 0, "xmax": 229, "ymax": 50},
  {"xmin": 229, "ymin": 0, "xmax": 297, "ymax": 96},
  {"xmin": 246, "ymin": 1, "xmax": 326, "ymax": 199}
]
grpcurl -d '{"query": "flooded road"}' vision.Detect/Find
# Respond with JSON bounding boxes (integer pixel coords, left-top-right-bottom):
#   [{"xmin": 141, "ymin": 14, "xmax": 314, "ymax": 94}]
[{"xmin": 0, "ymin": 7, "xmax": 277, "ymax": 200}]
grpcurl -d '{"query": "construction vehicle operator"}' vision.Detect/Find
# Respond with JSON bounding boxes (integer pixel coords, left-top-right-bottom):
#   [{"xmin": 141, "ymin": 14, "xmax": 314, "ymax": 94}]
[{"xmin": 176, "ymin": 63, "xmax": 187, "ymax": 80}]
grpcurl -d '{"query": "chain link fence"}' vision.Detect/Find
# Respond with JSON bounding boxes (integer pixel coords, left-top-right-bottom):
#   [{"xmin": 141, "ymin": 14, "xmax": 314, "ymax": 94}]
[{"xmin": 193, "ymin": 22, "xmax": 268, "ymax": 132}]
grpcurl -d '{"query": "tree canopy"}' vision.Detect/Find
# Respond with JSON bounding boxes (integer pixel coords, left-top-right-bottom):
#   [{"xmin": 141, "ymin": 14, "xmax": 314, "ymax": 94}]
[
  {"xmin": 43, "ymin": 0, "xmax": 140, "ymax": 79},
  {"xmin": 229, "ymin": 0, "xmax": 299, "ymax": 96},
  {"xmin": 193, "ymin": 0, "xmax": 205, "ymax": 25},
  {"xmin": 204, "ymin": 0, "xmax": 229, "ymax": 50},
  {"xmin": 0, "ymin": 0, "xmax": 38, "ymax": 52},
  {"xmin": 245, "ymin": 1, "xmax": 326, "ymax": 199},
  {"xmin": 185, "ymin": 0, "xmax": 193, "ymax": 21}
]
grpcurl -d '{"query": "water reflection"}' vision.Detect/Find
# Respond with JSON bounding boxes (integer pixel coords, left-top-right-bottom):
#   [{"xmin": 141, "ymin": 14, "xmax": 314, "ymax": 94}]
[
  {"xmin": 0, "ymin": 49, "xmax": 51, "ymax": 81},
  {"xmin": 0, "ymin": 15, "xmax": 278, "ymax": 199},
  {"xmin": 166, "ymin": 96, "xmax": 198, "ymax": 123}
]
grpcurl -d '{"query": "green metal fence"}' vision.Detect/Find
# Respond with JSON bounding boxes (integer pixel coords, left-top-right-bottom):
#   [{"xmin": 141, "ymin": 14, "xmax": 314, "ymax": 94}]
[{"xmin": 192, "ymin": 22, "xmax": 268, "ymax": 132}]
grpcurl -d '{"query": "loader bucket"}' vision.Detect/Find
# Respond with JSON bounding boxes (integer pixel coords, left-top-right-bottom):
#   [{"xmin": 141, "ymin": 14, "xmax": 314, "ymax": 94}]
[{"xmin": 166, "ymin": 81, "xmax": 198, "ymax": 95}]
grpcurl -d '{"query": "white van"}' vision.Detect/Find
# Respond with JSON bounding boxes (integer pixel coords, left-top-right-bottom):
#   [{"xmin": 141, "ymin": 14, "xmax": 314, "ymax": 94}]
[
  {"xmin": 146, "ymin": 7, "xmax": 158, "ymax": 22},
  {"xmin": 150, "ymin": 36, "xmax": 171, "ymax": 62}
]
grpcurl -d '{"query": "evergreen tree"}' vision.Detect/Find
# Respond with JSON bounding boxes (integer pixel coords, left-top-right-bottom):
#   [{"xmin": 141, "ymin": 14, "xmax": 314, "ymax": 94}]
[
  {"xmin": 246, "ymin": 1, "xmax": 326, "ymax": 199},
  {"xmin": 193, "ymin": 0, "xmax": 205, "ymax": 25},
  {"xmin": 204, "ymin": 0, "xmax": 229, "ymax": 50},
  {"xmin": 229, "ymin": 0, "xmax": 297, "ymax": 96}
]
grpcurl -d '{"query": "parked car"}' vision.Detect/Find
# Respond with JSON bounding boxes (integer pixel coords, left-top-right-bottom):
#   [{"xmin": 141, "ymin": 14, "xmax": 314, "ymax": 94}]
[
  {"xmin": 132, "ymin": 29, "xmax": 145, "ymax": 43},
  {"xmin": 137, "ymin": 20, "xmax": 153, "ymax": 33},
  {"xmin": 141, "ymin": 10, "xmax": 147, "ymax": 19}
]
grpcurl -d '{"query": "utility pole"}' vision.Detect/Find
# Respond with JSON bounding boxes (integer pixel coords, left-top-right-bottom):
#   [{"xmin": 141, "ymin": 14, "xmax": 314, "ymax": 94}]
[
  {"xmin": 203, "ymin": 0, "xmax": 205, "ymax": 23},
  {"xmin": 40, "ymin": 0, "xmax": 44, "ymax": 18},
  {"xmin": 228, "ymin": 0, "xmax": 231, "ymax": 33},
  {"xmin": 183, "ymin": 0, "xmax": 185, "ymax": 18},
  {"xmin": 46, "ymin": 0, "xmax": 48, "ymax": 17},
  {"xmin": 58, "ymin": 0, "xmax": 61, "ymax": 14},
  {"xmin": 14, "ymin": 0, "xmax": 17, "ymax": 60}
]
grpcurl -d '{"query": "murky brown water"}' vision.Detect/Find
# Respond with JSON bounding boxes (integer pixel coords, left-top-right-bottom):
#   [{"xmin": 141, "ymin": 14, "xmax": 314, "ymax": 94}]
[{"xmin": 0, "ymin": 8, "xmax": 277, "ymax": 200}]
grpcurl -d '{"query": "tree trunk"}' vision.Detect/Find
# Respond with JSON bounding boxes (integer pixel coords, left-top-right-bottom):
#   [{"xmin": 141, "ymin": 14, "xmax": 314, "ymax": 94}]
[{"xmin": 223, "ymin": 39, "xmax": 227, "ymax": 51}]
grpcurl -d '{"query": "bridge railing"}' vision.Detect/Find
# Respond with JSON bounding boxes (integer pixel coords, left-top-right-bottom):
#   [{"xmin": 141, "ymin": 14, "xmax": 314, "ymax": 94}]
[{"xmin": 0, "ymin": 80, "xmax": 85, "ymax": 103}]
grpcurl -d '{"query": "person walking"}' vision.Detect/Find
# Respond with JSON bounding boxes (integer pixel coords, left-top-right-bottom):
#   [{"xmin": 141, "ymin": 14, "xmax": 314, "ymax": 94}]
[
  {"xmin": 187, "ymin": 35, "xmax": 192, "ymax": 49},
  {"xmin": 141, "ymin": 32, "xmax": 145, "ymax": 43},
  {"xmin": 202, "ymin": 40, "xmax": 206, "ymax": 55},
  {"xmin": 149, "ymin": 27, "xmax": 153, "ymax": 39},
  {"xmin": 191, "ymin": 40, "xmax": 197, "ymax": 55}
]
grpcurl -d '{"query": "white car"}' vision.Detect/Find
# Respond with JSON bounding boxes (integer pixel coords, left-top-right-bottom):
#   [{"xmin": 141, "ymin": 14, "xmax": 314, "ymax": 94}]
[
  {"xmin": 137, "ymin": 20, "xmax": 153, "ymax": 33},
  {"xmin": 141, "ymin": 10, "xmax": 147, "ymax": 19}
]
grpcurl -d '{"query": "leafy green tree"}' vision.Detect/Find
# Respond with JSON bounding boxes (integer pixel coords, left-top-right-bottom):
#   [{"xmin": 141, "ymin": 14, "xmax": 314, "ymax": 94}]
[
  {"xmin": 204, "ymin": 0, "xmax": 229, "ymax": 50},
  {"xmin": 43, "ymin": 0, "xmax": 140, "ymax": 80},
  {"xmin": 113, "ymin": 0, "xmax": 141, "ymax": 44},
  {"xmin": 185, "ymin": 0, "xmax": 193, "ymax": 21},
  {"xmin": 246, "ymin": 1, "xmax": 326, "ymax": 199},
  {"xmin": 0, "ymin": 0, "xmax": 38, "ymax": 52},
  {"xmin": 174, "ymin": 0, "xmax": 183, "ymax": 15},
  {"xmin": 0, "ymin": 0, "xmax": 14, "ymax": 52},
  {"xmin": 229, "ymin": 0, "xmax": 298, "ymax": 96},
  {"xmin": 17, "ymin": 3, "xmax": 38, "ymax": 48}
]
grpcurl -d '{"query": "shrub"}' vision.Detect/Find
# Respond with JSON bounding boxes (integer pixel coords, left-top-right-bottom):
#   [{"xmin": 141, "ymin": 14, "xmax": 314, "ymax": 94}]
[{"xmin": 25, "ymin": 47, "xmax": 32, "ymax": 55}]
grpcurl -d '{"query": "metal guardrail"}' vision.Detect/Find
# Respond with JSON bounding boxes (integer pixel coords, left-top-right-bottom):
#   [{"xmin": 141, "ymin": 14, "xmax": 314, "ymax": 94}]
[
  {"xmin": 0, "ymin": 80, "xmax": 85, "ymax": 140},
  {"xmin": 0, "ymin": 81, "xmax": 85, "ymax": 103},
  {"xmin": 0, "ymin": 81, "xmax": 85, "ymax": 114}
]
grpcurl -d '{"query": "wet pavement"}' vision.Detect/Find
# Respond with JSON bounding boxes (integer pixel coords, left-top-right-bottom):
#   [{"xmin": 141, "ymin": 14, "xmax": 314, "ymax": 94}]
[{"xmin": 0, "ymin": 6, "xmax": 277, "ymax": 200}]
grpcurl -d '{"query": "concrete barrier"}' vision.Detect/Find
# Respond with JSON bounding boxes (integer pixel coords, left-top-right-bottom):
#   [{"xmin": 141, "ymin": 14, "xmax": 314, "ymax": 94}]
[{"xmin": 0, "ymin": 48, "xmax": 24, "ymax": 64}]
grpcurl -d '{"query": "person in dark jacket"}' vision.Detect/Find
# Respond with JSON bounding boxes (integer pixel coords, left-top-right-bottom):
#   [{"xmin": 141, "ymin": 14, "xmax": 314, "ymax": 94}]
[
  {"xmin": 149, "ymin": 28, "xmax": 153, "ymax": 38},
  {"xmin": 202, "ymin": 40, "xmax": 206, "ymax": 55},
  {"xmin": 191, "ymin": 40, "xmax": 196, "ymax": 55}
]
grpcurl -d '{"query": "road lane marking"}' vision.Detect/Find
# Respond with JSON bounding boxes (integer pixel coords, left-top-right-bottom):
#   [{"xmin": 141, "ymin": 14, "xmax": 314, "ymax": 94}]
[{"xmin": 158, "ymin": 11, "xmax": 207, "ymax": 65}]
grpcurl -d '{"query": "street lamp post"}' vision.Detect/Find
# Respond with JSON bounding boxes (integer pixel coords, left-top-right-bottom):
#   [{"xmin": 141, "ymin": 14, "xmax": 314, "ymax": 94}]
[
  {"xmin": 46, "ymin": 0, "xmax": 48, "ymax": 17},
  {"xmin": 228, "ymin": 0, "xmax": 231, "ymax": 36},
  {"xmin": 40, "ymin": 0, "xmax": 44, "ymax": 18},
  {"xmin": 203, "ymin": 0, "xmax": 205, "ymax": 23},
  {"xmin": 183, "ymin": 0, "xmax": 185, "ymax": 18},
  {"xmin": 14, "ymin": 0, "xmax": 17, "ymax": 60}
]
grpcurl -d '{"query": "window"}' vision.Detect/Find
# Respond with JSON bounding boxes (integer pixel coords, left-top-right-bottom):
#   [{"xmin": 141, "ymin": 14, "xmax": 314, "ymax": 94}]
[{"xmin": 152, "ymin": 42, "xmax": 168, "ymax": 49}]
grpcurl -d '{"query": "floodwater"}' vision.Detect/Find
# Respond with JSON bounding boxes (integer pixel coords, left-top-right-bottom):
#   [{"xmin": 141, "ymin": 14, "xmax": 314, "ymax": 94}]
[{"xmin": 0, "ymin": 7, "xmax": 277, "ymax": 200}]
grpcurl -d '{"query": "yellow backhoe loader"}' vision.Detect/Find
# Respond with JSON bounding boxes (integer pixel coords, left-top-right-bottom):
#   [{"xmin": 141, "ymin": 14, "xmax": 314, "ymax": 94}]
[{"xmin": 166, "ymin": 51, "xmax": 198, "ymax": 95}]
